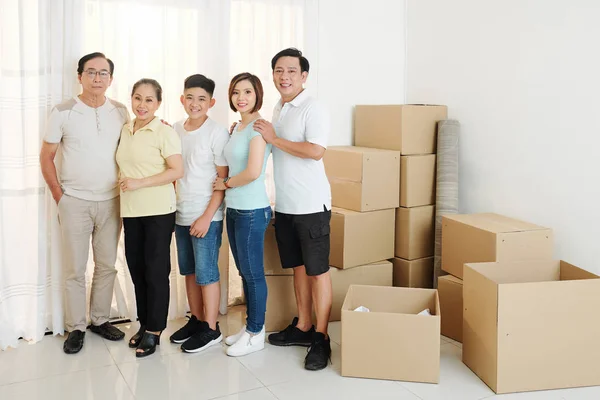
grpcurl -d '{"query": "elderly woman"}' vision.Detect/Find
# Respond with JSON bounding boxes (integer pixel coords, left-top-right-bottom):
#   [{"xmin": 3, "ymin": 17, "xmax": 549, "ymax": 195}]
[{"xmin": 116, "ymin": 78, "xmax": 183, "ymax": 358}]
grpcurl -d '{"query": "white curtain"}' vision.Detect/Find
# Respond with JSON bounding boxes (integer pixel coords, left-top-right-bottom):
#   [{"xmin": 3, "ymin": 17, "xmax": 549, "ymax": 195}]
[{"xmin": 0, "ymin": 0, "xmax": 318, "ymax": 350}]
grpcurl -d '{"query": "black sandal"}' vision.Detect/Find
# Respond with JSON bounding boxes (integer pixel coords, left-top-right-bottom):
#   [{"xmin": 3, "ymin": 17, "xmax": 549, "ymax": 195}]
[
  {"xmin": 135, "ymin": 331, "xmax": 161, "ymax": 358},
  {"xmin": 129, "ymin": 325, "xmax": 146, "ymax": 348}
]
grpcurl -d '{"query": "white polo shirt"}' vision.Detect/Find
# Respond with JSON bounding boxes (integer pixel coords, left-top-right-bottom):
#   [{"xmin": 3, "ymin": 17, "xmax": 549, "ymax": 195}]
[
  {"xmin": 174, "ymin": 118, "xmax": 229, "ymax": 225},
  {"xmin": 272, "ymin": 90, "xmax": 331, "ymax": 215},
  {"xmin": 44, "ymin": 96, "xmax": 129, "ymax": 201}
]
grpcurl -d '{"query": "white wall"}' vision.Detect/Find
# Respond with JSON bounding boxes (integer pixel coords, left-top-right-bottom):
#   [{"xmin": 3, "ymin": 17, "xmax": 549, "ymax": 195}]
[
  {"xmin": 315, "ymin": 0, "xmax": 406, "ymax": 145},
  {"xmin": 406, "ymin": 0, "xmax": 600, "ymax": 272}
]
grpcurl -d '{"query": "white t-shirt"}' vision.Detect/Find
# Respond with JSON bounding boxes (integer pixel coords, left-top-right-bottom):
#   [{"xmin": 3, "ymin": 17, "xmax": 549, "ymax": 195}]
[
  {"xmin": 44, "ymin": 96, "xmax": 129, "ymax": 201},
  {"xmin": 272, "ymin": 90, "xmax": 331, "ymax": 215},
  {"xmin": 174, "ymin": 118, "xmax": 229, "ymax": 225}
]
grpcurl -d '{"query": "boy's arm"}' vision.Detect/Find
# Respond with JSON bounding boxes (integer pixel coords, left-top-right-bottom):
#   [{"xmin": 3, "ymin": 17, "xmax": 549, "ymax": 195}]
[{"xmin": 190, "ymin": 166, "xmax": 228, "ymax": 237}]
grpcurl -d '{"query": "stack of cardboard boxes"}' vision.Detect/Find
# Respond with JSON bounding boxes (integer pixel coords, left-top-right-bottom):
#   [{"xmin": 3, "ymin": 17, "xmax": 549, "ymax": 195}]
[
  {"xmin": 323, "ymin": 145, "xmax": 397, "ymax": 321},
  {"xmin": 439, "ymin": 213, "xmax": 600, "ymax": 394},
  {"xmin": 262, "ymin": 104, "xmax": 447, "ymax": 331},
  {"xmin": 437, "ymin": 213, "xmax": 554, "ymax": 343},
  {"xmin": 324, "ymin": 105, "xmax": 447, "ymax": 384},
  {"xmin": 352, "ymin": 105, "xmax": 448, "ymax": 289}
]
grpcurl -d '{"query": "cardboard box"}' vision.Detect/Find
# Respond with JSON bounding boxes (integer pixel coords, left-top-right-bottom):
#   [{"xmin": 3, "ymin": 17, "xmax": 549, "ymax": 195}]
[
  {"xmin": 437, "ymin": 275, "xmax": 463, "ymax": 342},
  {"xmin": 392, "ymin": 257, "xmax": 433, "ymax": 288},
  {"xmin": 331, "ymin": 207, "xmax": 395, "ymax": 269},
  {"xmin": 341, "ymin": 285, "xmax": 440, "ymax": 382},
  {"xmin": 330, "ymin": 261, "xmax": 393, "ymax": 321},
  {"xmin": 354, "ymin": 104, "xmax": 448, "ymax": 155},
  {"xmin": 463, "ymin": 260, "xmax": 600, "ymax": 394},
  {"xmin": 442, "ymin": 213, "xmax": 553, "ymax": 279},
  {"xmin": 265, "ymin": 276, "xmax": 297, "ymax": 332},
  {"xmin": 395, "ymin": 206, "xmax": 435, "ymax": 259},
  {"xmin": 400, "ymin": 155, "xmax": 436, "ymax": 207},
  {"xmin": 324, "ymin": 146, "xmax": 400, "ymax": 212},
  {"xmin": 263, "ymin": 221, "xmax": 292, "ymax": 276}
]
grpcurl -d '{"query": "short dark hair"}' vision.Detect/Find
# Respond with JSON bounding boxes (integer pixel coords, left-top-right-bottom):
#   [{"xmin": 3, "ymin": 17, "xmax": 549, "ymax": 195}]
[
  {"xmin": 271, "ymin": 48, "xmax": 309, "ymax": 73},
  {"xmin": 228, "ymin": 73, "xmax": 264, "ymax": 113},
  {"xmin": 77, "ymin": 52, "xmax": 114, "ymax": 76},
  {"xmin": 184, "ymin": 74, "xmax": 216, "ymax": 97},
  {"xmin": 131, "ymin": 78, "xmax": 163, "ymax": 102}
]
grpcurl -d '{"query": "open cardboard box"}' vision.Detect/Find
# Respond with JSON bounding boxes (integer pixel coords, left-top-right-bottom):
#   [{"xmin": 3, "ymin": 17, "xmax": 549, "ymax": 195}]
[
  {"xmin": 329, "ymin": 261, "xmax": 392, "ymax": 321},
  {"xmin": 463, "ymin": 260, "xmax": 600, "ymax": 394},
  {"xmin": 341, "ymin": 285, "xmax": 440, "ymax": 383}
]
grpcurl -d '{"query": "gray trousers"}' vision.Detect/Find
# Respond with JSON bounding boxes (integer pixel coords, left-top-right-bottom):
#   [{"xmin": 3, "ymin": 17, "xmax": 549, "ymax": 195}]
[{"xmin": 58, "ymin": 195, "xmax": 121, "ymax": 332}]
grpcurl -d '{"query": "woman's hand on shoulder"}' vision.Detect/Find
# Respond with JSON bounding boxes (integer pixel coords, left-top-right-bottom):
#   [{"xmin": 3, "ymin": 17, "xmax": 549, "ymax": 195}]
[{"xmin": 254, "ymin": 119, "xmax": 276, "ymax": 144}]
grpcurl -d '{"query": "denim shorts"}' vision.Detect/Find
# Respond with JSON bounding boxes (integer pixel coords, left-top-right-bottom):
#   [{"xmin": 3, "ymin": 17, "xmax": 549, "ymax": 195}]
[{"xmin": 174, "ymin": 220, "xmax": 223, "ymax": 285}]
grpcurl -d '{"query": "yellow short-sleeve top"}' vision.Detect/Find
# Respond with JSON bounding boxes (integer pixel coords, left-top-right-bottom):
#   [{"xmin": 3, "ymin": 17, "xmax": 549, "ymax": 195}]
[{"xmin": 116, "ymin": 117, "xmax": 182, "ymax": 217}]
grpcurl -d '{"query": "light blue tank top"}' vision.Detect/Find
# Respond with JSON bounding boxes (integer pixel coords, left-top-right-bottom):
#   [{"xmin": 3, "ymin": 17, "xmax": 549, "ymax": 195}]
[{"xmin": 223, "ymin": 121, "xmax": 271, "ymax": 210}]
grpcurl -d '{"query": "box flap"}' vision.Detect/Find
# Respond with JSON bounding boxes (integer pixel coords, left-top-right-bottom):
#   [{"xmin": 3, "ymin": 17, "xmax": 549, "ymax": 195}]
[
  {"xmin": 438, "ymin": 274, "xmax": 463, "ymax": 286},
  {"xmin": 465, "ymin": 261, "xmax": 561, "ymax": 285},
  {"xmin": 462, "ymin": 264, "xmax": 499, "ymax": 392},
  {"xmin": 444, "ymin": 213, "xmax": 549, "ymax": 233},
  {"xmin": 560, "ymin": 260, "xmax": 600, "ymax": 281}
]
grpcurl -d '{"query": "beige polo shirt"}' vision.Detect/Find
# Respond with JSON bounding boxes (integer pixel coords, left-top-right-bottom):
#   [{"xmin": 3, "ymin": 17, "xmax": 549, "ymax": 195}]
[
  {"xmin": 116, "ymin": 117, "xmax": 182, "ymax": 218},
  {"xmin": 44, "ymin": 96, "xmax": 129, "ymax": 201}
]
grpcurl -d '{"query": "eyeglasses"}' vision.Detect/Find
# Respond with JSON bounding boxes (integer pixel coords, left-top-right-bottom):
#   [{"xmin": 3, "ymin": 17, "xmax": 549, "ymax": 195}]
[{"xmin": 84, "ymin": 69, "xmax": 111, "ymax": 79}]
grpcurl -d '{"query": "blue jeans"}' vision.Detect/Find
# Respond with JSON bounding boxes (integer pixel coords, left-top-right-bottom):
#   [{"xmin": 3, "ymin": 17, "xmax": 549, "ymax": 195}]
[
  {"xmin": 226, "ymin": 206, "xmax": 272, "ymax": 334},
  {"xmin": 174, "ymin": 221, "xmax": 223, "ymax": 285}
]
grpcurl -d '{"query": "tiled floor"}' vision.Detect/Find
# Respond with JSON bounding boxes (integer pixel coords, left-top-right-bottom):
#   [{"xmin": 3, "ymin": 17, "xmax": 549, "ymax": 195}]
[{"xmin": 1, "ymin": 307, "xmax": 599, "ymax": 400}]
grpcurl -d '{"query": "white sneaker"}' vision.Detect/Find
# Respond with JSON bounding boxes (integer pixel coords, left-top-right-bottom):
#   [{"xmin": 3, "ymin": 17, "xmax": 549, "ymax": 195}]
[
  {"xmin": 225, "ymin": 325, "xmax": 246, "ymax": 346},
  {"xmin": 226, "ymin": 326, "xmax": 265, "ymax": 357}
]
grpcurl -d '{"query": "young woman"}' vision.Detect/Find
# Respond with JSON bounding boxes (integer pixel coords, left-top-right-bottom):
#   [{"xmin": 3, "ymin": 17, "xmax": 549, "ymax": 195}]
[
  {"xmin": 116, "ymin": 78, "xmax": 183, "ymax": 358},
  {"xmin": 213, "ymin": 72, "xmax": 271, "ymax": 357}
]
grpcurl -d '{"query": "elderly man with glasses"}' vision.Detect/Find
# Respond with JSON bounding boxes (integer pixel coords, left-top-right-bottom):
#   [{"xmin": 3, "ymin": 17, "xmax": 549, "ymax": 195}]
[{"xmin": 40, "ymin": 52, "xmax": 130, "ymax": 354}]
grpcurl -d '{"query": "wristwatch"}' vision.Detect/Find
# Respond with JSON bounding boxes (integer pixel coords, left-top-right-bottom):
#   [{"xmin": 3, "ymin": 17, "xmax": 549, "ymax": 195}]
[{"xmin": 223, "ymin": 177, "xmax": 231, "ymax": 188}]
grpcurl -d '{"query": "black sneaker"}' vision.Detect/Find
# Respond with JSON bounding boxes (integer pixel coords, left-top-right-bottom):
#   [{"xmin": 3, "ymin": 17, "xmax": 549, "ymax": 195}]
[
  {"xmin": 268, "ymin": 317, "xmax": 315, "ymax": 347},
  {"xmin": 170, "ymin": 315, "xmax": 201, "ymax": 344},
  {"xmin": 304, "ymin": 332, "xmax": 331, "ymax": 371},
  {"xmin": 63, "ymin": 330, "xmax": 86, "ymax": 354},
  {"xmin": 181, "ymin": 321, "xmax": 223, "ymax": 353},
  {"xmin": 90, "ymin": 322, "xmax": 125, "ymax": 341}
]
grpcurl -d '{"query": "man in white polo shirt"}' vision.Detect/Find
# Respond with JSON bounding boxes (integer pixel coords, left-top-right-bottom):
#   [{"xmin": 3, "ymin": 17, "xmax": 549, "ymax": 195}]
[
  {"xmin": 254, "ymin": 48, "xmax": 332, "ymax": 371},
  {"xmin": 40, "ymin": 52, "xmax": 129, "ymax": 354}
]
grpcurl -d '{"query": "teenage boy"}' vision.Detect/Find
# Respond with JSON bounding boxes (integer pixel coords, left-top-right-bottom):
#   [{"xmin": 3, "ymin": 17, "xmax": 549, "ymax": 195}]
[
  {"xmin": 254, "ymin": 48, "xmax": 332, "ymax": 371},
  {"xmin": 170, "ymin": 74, "xmax": 230, "ymax": 353}
]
